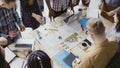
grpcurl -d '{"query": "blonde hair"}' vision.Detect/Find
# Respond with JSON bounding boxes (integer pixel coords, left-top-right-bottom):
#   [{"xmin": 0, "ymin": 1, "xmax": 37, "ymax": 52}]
[{"xmin": 87, "ymin": 18, "xmax": 105, "ymax": 35}]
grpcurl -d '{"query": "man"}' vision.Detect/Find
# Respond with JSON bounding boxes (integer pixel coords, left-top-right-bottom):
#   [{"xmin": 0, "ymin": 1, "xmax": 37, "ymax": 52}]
[
  {"xmin": 0, "ymin": 0, "xmax": 25, "ymax": 47},
  {"xmin": 72, "ymin": 18, "xmax": 118, "ymax": 68}
]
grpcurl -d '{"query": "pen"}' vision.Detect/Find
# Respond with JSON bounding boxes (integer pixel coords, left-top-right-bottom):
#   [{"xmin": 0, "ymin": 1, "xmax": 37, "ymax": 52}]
[{"xmin": 46, "ymin": 29, "xmax": 58, "ymax": 31}]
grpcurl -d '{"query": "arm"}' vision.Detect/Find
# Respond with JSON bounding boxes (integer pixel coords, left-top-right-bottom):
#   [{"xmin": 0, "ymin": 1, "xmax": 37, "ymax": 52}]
[
  {"xmin": 45, "ymin": 0, "xmax": 55, "ymax": 19},
  {"xmin": 13, "ymin": 5, "xmax": 22, "ymax": 26},
  {"xmin": 107, "ymin": 7, "xmax": 120, "ymax": 16},
  {"xmin": 45, "ymin": 0, "xmax": 52, "ymax": 11},
  {"xmin": 13, "ymin": 5, "xmax": 25, "ymax": 31},
  {"xmin": 37, "ymin": 0, "xmax": 44, "ymax": 15}
]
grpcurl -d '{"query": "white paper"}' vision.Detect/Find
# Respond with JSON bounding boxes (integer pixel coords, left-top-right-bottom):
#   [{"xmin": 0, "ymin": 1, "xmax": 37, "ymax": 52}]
[
  {"xmin": 5, "ymin": 47, "xmax": 16, "ymax": 63},
  {"xmin": 10, "ymin": 58, "xmax": 25, "ymax": 68}
]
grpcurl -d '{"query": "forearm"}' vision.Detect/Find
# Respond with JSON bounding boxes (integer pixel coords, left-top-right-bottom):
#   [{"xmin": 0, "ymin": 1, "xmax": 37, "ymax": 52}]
[
  {"xmin": 45, "ymin": 0, "xmax": 52, "ymax": 10},
  {"xmin": 15, "ymin": 10, "xmax": 23, "ymax": 25},
  {"xmin": 114, "ymin": 7, "xmax": 120, "ymax": 14},
  {"xmin": 0, "ymin": 37, "xmax": 8, "ymax": 45},
  {"xmin": 13, "ymin": 5, "xmax": 23, "ymax": 26},
  {"xmin": 0, "ymin": 33, "xmax": 8, "ymax": 38}
]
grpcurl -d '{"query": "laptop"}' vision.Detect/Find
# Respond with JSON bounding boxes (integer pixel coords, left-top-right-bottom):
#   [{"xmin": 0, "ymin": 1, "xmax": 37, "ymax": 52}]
[{"xmin": 63, "ymin": 11, "xmax": 82, "ymax": 24}]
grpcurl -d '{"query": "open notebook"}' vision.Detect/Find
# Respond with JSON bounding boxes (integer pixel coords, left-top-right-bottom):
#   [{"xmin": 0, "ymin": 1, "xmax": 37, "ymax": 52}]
[
  {"xmin": 53, "ymin": 50, "xmax": 76, "ymax": 68},
  {"xmin": 5, "ymin": 47, "xmax": 16, "ymax": 63}
]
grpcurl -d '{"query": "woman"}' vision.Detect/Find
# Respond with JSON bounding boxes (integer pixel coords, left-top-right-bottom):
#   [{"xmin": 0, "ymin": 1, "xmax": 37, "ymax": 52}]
[
  {"xmin": 106, "ymin": 12, "xmax": 120, "ymax": 52},
  {"xmin": 105, "ymin": 12, "xmax": 120, "ymax": 68},
  {"xmin": 27, "ymin": 50, "xmax": 52, "ymax": 68},
  {"xmin": 20, "ymin": 0, "xmax": 45, "ymax": 30},
  {"xmin": 0, "ymin": 46, "xmax": 10, "ymax": 68}
]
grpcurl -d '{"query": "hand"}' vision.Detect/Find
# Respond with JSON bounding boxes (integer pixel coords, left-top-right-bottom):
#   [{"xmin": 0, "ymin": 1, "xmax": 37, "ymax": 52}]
[
  {"xmin": 99, "ymin": 3, "xmax": 103, "ymax": 10},
  {"xmin": 32, "ymin": 13, "xmax": 45, "ymax": 25},
  {"xmin": 85, "ymin": 0, "xmax": 90, "ymax": 4},
  {"xmin": 72, "ymin": 58, "xmax": 81, "ymax": 68},
  {"xmin": 107, "ymin": 10, "xmax": 116, "ymax": 16},
  {"xmin": 0, "ymin": 46, "xmax": 5, "ymax": 57},
  {"xmin": 0, "ymin": 37, "xmax": 8, "ymax": 45},
  {"xmin": 20, "ymin": 23, "xmax": 25, "ymax": 31},
  {"xmin": 8, "ymin": 31, "xmax": 19, "ymax": 38},
  {"xmin": 49, "ymin": 9, "xmax": 55, "ymax": 20}
]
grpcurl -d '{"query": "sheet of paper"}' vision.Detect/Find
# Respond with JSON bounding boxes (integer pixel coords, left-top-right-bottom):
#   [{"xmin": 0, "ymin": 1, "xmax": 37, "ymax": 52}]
[
  {"xmin": 5, "ymin": 47, "xmax": 16, "ymax": 63},
  {"xmin": 10, "ymin": 58, "xmax": 25, "ymax": 68}
]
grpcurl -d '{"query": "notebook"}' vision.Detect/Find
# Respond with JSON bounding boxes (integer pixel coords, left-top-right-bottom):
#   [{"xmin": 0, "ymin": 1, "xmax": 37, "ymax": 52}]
[
  {"xmin": 5, "ymin": 47, "xmax": 16, "ymax": 63},
  {"xmin": 53, "ymin": 50, "xmax": 76, "ymax": 68}
]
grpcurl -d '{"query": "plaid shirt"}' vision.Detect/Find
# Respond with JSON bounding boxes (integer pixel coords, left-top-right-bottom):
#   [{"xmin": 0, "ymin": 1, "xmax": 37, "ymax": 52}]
[
  {"xmin": 0, "ymin": 6, "xmax": 22, "ymax": 38},
  {"xmin": 50, "ymin": 0, "xmax": 70, "ymax": 11}
]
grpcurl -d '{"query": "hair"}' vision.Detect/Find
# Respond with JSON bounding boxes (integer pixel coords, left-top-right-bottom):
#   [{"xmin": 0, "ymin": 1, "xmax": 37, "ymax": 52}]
[
  {"xmin": 87, "ymin": 18, "xmax": 105, "ymax": 35},
  {"xmin": 2, "ymin": 0, "xmax": 16, "ymax": 4},
  {"xmin": 27, "ymin": 50, "xmax": 52, "ymax": 68},
  {"xmin": 115, "ymin": 12, "xmax": 120, "ymax": 32},
  {"xmin": 0, "ymin": 46, "xmax": 7, "ymax": 68}
]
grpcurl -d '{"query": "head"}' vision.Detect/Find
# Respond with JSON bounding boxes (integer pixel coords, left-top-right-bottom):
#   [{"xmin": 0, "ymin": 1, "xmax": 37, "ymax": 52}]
[
  {"xmin": 27, "ymin": 50, "xmax": 52, "ymax": 68},
  {"xmin": 0, "ymin": 0, "xmax": 16, "ymax": 9},
  {"xmin": 114, "ymin": 12, "xmax": 120, "ymax": 32},
  {"xmin": 86, "ymin": 18, "xmax": 106, "ymax": 42},
  {"xmin": 0, "ymin": 46, "xmax": 7, "ymax": 68}
]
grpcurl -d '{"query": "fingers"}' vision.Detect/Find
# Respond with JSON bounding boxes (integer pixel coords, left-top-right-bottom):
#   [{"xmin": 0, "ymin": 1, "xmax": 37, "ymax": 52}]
[
  {"xmin": 107, "ymin": 11, "xmax": 115, "ymax": 16},
  {"xmin": 9, "ymin": 31, "xmax": 19, "ymax": 37},
  {"xmin": 20, "ymin": 24, "xmax": 25, "ymax": 31}
]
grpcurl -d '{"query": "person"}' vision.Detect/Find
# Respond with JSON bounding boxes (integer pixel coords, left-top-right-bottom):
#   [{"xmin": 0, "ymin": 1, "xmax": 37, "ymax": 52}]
[
  {"xmin": 45, "ymin": 0, "xmax": 77, "ymax": 19},
  {"xmin": 0, "ymin": 37, "xmax": 8, "ymax": 46},
  {"xmin": 0, "ymin": 0, "xmax": 25, "ymax": 47},
  {"xmin": 27, "ymin": 50, "xmax": 52, "ymax": 68},
  {"xmin": 106, "ymin": 12, "xmax": 120, "ymax": 52},
  {"xmin": 81, "ymin": 0, "xmax": 90, "ymax": 7},
  {"xmin": 105, "ymin": 13, "xmax": 120, "ymax": 68},
  {"xmin": 99, "ymin": 0, "xmax": 120, "ymax": 23},
  {"xmin": 0, "ymin": 45, "xmax": 10, "ymax": 68},
  {"xmin": 20, "ymin": 0, "xmax": 45, "ymax": 30},
  {"xmin": 72, "ymin": 18, "xmax": 118, "ymax": 68}
]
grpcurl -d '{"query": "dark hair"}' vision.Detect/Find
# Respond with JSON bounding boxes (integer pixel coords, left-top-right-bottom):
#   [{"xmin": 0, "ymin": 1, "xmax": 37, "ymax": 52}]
[
  {"xmin": 3, "ymin": 0, "xmax": 16, "ymax": 4},
  {"xmin": 0, "ymin": 46, "xmax": 7, "ymax": 68},
  {"xmin": 115, "ymin": 13, "xmax": 120, "ymax": 32},
  {"xmin": 27, "ymin": 50, "xmax": 52, "ymax": 68}
]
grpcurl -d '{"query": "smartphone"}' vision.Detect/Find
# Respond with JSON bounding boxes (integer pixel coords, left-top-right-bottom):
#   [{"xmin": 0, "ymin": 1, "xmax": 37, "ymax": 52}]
[{"xmin": 84, "ymin": 39, "xmax": 92, "ymax": 46}]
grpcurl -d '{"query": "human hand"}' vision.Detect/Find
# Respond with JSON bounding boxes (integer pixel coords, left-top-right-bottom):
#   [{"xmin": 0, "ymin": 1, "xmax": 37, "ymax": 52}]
[
  {"xmin": 32, "ymin": 13, "xmax": 45, "ymax": 25},
  {"xmin": 98, "ymin": 3, "xmax": 103, "ymax": 10},
  {"xmin": 107, "ymin": 10, "xmax": 116, "ymax": 16},
  {"xmin": 0, "ymin": 37, "xmax": 8, "ymax": 45},
  {"xmin": 8, "ymin": 31, "xmax": 19, "ymax": 38},
  {"xmin": 72, "ymin": 58, "xmax": 81, "ymax": 68},
  {"xmin": 49, "ymin": 9, "xmax": 55, "ymax": 21},
  {"xmin": 85, "ymin": 0, "xmax": 90, "ymax": 4},
  {"xmin": 20, "ymin": 23, "xmax": 25, "ymax": 31}
]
